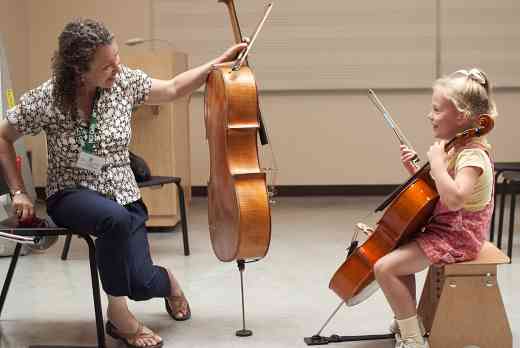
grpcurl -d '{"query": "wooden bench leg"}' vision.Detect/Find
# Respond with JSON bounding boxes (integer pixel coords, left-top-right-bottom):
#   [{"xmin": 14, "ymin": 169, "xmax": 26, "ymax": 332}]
[{"xmin": 418, "ymin": 268, "xmax": 512, "ymax": 348}]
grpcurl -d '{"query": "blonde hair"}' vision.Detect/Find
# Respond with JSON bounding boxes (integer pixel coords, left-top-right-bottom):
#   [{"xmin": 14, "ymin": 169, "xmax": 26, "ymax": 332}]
[{"xmin": 434, "ymin": 68, "xmax": 498, "ymax": 122}]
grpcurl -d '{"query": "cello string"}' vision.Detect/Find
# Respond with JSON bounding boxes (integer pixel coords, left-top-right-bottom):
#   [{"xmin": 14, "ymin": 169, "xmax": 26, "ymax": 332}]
[
  {"xmin": 256, "ymin": 96, "xmax": 279, "ymax": 199},
  {"xmin": 225, "ymin": 2, "xmax": 279, "ymax": 199}
]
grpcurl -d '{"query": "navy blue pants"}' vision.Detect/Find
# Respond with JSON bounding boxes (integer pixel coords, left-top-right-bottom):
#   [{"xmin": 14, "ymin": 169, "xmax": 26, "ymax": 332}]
[{"xmin": 47, "ymin": 188, "xmax": 171, "ymax": 301}]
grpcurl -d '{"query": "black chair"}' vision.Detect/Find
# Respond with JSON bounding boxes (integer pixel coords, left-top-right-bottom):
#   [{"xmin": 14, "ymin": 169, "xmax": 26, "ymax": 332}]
[
  {"xmin": 61, "ymin": 176, "xmax": 190, "ymax": 260},
  {"xmin": 490, "ymin": 162, "xmax": 520, "ymax": 260},
  {"xmin": 0, "ymin": 194, "xmax": 107, "ymax": 346}
]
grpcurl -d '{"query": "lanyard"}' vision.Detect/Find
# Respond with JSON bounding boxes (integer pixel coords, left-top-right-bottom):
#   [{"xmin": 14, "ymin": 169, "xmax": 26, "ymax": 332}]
[{"xmin": 77, "ymin": 90, "xmax": 100, "ymax": 154}]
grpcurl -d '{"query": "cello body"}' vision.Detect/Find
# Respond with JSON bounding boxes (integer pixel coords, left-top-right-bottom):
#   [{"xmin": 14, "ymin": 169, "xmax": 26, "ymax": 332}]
[
  {"xmin": 204, "ymin": 39, "xmax": 271, "ymax": 262},
  {"xmin": 329, "ymin": 169, "xmax": 438, "ymax": 305}
]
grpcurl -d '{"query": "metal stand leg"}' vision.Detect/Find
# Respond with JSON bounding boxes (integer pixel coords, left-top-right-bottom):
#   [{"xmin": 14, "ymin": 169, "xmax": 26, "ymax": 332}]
[
  {"xmin": 304, "ymin": 300, "xmax": 393, "ymax": 345},
  {"xmin": 175, "ymin": 182, "xmax": 190, "ymax": 256},
  {"xmin": 497, "ymin": 179, "xmax": 508, "ymax": 249},
  {"xmin": 0, "ymin": 243, "xmax": 22, "ymax": 317},
  {"xmin": 82, "ymin": 235, "xmax": 106, "ymax": 348},
  {"xmin": 61, "ymin": 234, "xmax": 72, "ymax": 260},
  {"xmin": 304, "ymin": 240, "xmax": 393, "ymax": 345},
  {"xmin": 507, "ymin": 189, "xmax": 516, "ymax": 260},
  {"xmin": 236, "ymin": 259, "xmax": 252, "ymax": 337},
  {"xmin": 490, "ymin": 171, "xmax": 501, "ymax": 242}
]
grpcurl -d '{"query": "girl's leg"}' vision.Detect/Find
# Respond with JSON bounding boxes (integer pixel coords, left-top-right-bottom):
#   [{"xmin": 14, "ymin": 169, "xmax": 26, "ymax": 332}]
[
  {"xmin": 374, "ymin": 241, "xmax": 431, "ymax": 346},
  {"xmin": 399, "ymin": 274, "xmax": 417, "ymax": 308},
  {"xmin": 374, "ymin": 241, "xmax": 430, "ymax": 319}
]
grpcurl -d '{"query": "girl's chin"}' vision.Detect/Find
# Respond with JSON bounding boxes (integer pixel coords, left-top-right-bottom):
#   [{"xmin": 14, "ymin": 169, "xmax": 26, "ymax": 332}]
[{"xmin": 432, "ymin": 131, "xmax": 450, "ymax": 141}]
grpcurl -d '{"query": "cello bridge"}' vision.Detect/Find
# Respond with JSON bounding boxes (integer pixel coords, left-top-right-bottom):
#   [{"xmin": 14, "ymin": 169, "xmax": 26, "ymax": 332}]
[{"xmin": 356, "ymin": 222, "xmax": 375, "ymax": 236}]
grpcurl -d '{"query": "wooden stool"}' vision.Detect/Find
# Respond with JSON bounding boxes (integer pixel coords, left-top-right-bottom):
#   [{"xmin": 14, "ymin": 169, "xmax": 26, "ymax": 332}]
[{"xmin": 418, "ymin": 241, "xmax": 512, "ymax": 348}]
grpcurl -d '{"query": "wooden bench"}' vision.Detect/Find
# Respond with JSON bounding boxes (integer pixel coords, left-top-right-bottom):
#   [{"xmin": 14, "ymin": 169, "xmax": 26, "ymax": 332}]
[{"xmin": 418, "ymin": 241, "xmax": 512, "ymax": 348}]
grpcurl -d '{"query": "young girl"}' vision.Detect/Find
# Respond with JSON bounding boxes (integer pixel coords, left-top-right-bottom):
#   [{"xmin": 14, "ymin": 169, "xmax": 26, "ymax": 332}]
[{"xmin": 373, "ymin": 68, "xmax": 497, "ymax": 348}]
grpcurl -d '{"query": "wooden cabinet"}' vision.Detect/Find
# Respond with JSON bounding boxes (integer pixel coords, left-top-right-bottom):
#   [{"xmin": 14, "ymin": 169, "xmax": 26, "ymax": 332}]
[{"xmin": 123, "ymin": 49, "xmax": 191, "ymax": 227}]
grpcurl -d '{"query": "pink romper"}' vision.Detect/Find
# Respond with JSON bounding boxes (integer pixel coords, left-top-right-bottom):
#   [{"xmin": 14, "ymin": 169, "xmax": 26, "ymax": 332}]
[{"xmin": 415, "ymin": 141, "xmax": 494, "ymax": 265}]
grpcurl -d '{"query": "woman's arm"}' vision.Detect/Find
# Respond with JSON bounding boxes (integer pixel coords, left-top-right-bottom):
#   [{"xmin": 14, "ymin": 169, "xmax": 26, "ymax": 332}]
[
  {"xmin": 146, "ymin": 42, "xmax": 247, "ymax": 105},
  {"xmin": 0, "ymin": 120, "xmax": 34, "ymax": 219}
]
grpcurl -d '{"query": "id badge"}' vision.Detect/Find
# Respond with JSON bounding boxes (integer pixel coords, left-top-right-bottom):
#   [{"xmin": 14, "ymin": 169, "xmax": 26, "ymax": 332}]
[{"xmin": 76, "ymin": 151, "xmax": 106, "ymax": 173}]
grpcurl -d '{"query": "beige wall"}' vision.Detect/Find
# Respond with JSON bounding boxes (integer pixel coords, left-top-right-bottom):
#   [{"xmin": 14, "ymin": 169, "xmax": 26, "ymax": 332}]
[
  {"xmin": 7, "ymin": 1, "xmax": 520, "ymax": 187},
  {"xmin": 189, "ymin": 90, "xmax": 520, "ymax": 186},
  {"xmin": 0, "ymin": 0, "xmax": 29, "ymax": 98},
  {"xmin": 26, "ymin": 0, "xmax": 152, "ymax": 87}
]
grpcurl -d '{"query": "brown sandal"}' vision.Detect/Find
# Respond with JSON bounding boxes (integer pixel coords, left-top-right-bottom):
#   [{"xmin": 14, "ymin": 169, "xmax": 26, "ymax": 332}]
[
  {"xmin": 106, "ymin": 321, "xmax": 163, "ymax": 348},
  {"xmin": 165, "ymin": 293, "xmax": 191, "ymax": 321}
]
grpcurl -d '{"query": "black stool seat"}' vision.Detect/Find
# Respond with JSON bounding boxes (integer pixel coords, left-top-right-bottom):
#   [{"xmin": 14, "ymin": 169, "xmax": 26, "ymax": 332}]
[
  {"xmin": 137, "ymin": 176, "xmax": 180, "ymax": 187},
  {"xmin": 495, "ymin": 162, "xmax": 520, "ymax": 172},
  {"xmin": 60, "ymin": 175, "xmax": 190, "ymax": 260}
]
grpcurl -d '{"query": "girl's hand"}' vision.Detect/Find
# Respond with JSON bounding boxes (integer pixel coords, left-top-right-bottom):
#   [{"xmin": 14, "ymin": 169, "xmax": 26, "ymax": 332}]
[
  {"xmin": 400, "ymin": 145, "xmax": 419, "ymax": 174},
  {"xmin": 214, "ymin": 41, "xmax": 248, "ymax": 65},
  {"xmin": 12, "ymin": 192, "xmax": 35, "ymax": 222},
  {"xmin": 427, "ymin": 140, "xmax": 448, "ymax": 174}
]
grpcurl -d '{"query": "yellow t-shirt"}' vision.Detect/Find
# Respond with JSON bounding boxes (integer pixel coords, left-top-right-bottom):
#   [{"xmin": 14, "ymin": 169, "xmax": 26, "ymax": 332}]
[{"xmin": 454, "ymin": 148, "xmax": 493, "ymax": 211}]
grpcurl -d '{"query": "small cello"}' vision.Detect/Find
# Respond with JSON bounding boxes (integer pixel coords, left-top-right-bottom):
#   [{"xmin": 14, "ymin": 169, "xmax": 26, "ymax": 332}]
[{"xmin": 329, "ymin": 113, "xmax": 494, "ymax": 306}]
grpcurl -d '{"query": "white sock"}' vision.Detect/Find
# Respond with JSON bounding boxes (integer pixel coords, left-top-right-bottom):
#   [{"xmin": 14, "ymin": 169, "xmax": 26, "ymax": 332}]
[{"xmin": 397, "ymin": 315, "xmax": 424, "ymax": 343}]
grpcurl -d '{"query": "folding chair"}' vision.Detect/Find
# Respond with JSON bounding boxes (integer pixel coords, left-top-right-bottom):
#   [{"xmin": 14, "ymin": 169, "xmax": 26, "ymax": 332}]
[{"xmin": 0, "ymin": 178, "xmax": 107, "ymax": 348}]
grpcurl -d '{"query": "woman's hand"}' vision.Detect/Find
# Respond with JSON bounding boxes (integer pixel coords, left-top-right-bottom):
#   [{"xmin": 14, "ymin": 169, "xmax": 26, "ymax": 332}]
[
  {"xmin": 214, "ymin": 41, "xmax": 248, "ymax": 65},
  {"xmin": 400, "ymin": 145, "xmax": 419, "ymax": 175},
  {"xmin": 427, "ymin": 140, "xmax": 448, "ymax": 176},
  {"xmin": 12, "ymin": 192, "xmax": 35, "ymax": 222}
]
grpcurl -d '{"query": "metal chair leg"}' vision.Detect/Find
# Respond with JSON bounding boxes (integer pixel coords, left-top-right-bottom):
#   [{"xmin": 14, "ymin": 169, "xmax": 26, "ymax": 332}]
[
  {"xmin": 82, "ymin": 234, "xmax": 106, "ymax": 348},
  {"xmin": 175, "ymin": 182, "xmax": 190, "ymax": 256},
  {"xmin": 507, "ymin": 190, "xmax": 516, "ymax": 260},
  {"xmin": 490, "ymin": 171, "xmax": 502, "ymax": 242},
  {"xmin": 0, "ymin": 243, "xmax": 22, "ymax": 317},
  {"xmin": 61, "ymin": 234, "xmax": 72, "ymax": 260},
  {"xmin": 497, "ymin": 179, "xmax": 509, "ymax": 249}
]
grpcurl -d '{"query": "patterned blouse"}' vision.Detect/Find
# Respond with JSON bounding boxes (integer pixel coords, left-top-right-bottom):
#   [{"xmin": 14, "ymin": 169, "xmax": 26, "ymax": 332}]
[{"xmin": 6, "ymin": 65, "xmax": 152, "ymax": 206}]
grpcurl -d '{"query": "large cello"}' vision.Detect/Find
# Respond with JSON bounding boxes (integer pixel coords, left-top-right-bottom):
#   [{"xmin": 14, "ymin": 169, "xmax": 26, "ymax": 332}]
[
  {"xmin": 205, "ymin": 0, "xmax": 273, "ymax": 263},
  {"xmin": 204, "ymin": 0, "xmax": 274, "ymax": 337}
]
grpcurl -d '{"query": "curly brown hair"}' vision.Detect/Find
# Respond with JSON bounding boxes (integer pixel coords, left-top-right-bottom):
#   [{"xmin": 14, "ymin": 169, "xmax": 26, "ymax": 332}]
[{"xmin": 51, "ymin": 18, "xmax": 114, "ymax": 119}]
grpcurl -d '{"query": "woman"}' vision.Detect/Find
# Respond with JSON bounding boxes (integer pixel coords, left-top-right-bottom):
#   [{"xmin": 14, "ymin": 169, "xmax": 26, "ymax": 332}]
[{"xmin": 0, "ymin": 18, "xmax": 246, "ymax": 348}]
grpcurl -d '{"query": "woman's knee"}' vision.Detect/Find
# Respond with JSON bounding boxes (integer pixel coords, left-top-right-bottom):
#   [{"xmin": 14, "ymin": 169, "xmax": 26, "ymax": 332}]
[{"xmin": 97, "ymin": 209, "xmax": 133, "ymax": 240}]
